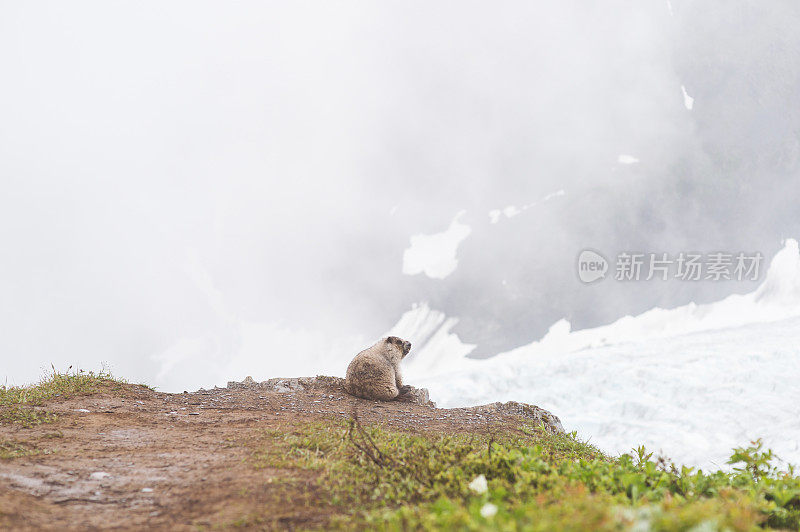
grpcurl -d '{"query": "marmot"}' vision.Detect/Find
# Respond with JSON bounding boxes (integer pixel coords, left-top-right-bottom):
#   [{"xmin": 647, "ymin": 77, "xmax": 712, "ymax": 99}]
[{"xmin": 345, "ymin": 336, "xmax": 412, "ymax": 401}]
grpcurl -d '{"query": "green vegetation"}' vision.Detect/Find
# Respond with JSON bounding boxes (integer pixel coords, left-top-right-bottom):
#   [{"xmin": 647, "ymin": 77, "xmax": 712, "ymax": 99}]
[
  {"xmin": 252, "ymin": 420, "xmax": 800, "ymax": 531},
  {"xmin": 0, "ymin": 406, "xmax": 56, "ymax": 427},
  {"xmin": 0, "ymin": 367, "xmax": 122, "ymax": 427},
  {"xmin": 0, "ymin": 440, "xmax": 41, "ymax": 459}
]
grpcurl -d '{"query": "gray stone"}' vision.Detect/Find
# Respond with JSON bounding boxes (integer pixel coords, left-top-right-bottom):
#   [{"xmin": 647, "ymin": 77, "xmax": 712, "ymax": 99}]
[
  {"xmin": 263, "ymin": 377, "xmax": 306, "ymax": 392},
  {"xmin": 223, "ymin": 375, "xmax": 435, "ymax": 406},
  {"xmin": 462, "ymin": 401, "xmax": 565, "ymax": 434},
  {"xmin": 395, "ymin": 386, "xmax": 435, "ymax": 407}
]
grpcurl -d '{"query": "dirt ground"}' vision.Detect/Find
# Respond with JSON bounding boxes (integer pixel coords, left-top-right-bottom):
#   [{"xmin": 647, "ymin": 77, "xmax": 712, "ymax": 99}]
[{"xmin": 0, "ymin": 377, "xmax": 562, "ymax": 530}]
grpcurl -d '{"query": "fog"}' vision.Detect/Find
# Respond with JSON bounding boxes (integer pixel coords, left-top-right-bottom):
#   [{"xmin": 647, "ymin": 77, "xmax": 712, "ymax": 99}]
[{"xmin": 2, "ymin": 1, "xmax": 799, "ymax": 391}]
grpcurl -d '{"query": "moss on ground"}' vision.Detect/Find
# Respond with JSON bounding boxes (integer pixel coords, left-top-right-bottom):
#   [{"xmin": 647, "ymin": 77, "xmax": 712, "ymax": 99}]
[{"xmin": 249, "ymin": 419, "xmax": 800, "ymax": 531}]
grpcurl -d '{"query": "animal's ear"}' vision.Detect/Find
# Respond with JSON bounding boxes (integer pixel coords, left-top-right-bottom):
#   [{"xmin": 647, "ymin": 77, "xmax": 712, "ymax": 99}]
[{"xmin": 386, "ymin": 336, "xmax": 398, "ymax": 344}]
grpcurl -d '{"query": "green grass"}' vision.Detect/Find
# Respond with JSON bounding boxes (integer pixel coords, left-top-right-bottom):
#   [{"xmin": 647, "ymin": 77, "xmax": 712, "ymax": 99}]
[
  {"xmin": 0, "ymin": 406, "xmax": 56, "ymax": 427},
  {"xmin": 251, "ymin": 419, "xmax": 800, "ymax": 531},
  {"xmin": 0, "ymin": 367, "xmax": 123, "ymax": 427},
  {"xmin": 0, "ymin": 440, "xmax": 41, "ymax": 459}
]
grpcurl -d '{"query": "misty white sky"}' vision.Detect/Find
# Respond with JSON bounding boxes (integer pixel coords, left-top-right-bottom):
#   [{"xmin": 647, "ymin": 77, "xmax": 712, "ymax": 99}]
[{"xmin": 2, "ymin": 1, "xmax": 799, "ymax": 390}]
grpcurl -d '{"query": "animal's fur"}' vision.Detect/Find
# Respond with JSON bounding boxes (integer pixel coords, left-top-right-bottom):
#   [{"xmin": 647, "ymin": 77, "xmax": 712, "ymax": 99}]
[{"xmin": 344, "ymin": 336, "xmax": 412, "ymax": 401}]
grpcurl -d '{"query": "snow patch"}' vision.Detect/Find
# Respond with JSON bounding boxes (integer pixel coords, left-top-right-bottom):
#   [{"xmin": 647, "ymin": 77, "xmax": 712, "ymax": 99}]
[
  {"xmin": 402, "ymin": 211, "xmax": 471, "ymax": 279},
  {"xmin": 543, "ymin": 189, "xmax": 566, "ymax": 201},
  {"xmin": 413, "ymin": 239, "xmax": 800, "ymax": 469},
  {"xmin": 488, "ymin": 190, "xmax": 566, "ymax": 224},
  {"xmin": 681, "ymin": 85, "xmax": 694, "ymax": 110},
  {"xmin": 618, "ymin": 154, "xmax": 640, "ymax": 164}
]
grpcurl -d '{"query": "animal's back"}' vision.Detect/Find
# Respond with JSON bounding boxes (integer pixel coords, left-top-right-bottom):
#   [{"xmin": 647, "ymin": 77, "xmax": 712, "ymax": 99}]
[{"xmin": 345, "ymin": 348, "xmax": 397, "ymax": 400}]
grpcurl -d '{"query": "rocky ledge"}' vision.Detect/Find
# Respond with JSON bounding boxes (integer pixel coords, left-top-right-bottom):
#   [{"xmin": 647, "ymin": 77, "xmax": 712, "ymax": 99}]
[{"xmin": 220, "ymin": 375, "xmax": 565, "ymax": 434}]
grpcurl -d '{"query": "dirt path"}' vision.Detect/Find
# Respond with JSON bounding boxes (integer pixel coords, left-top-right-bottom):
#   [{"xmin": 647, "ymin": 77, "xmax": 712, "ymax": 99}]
[{"xmin": 0, "ymin": 377, "xmax": 563, "ymax": 530}]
